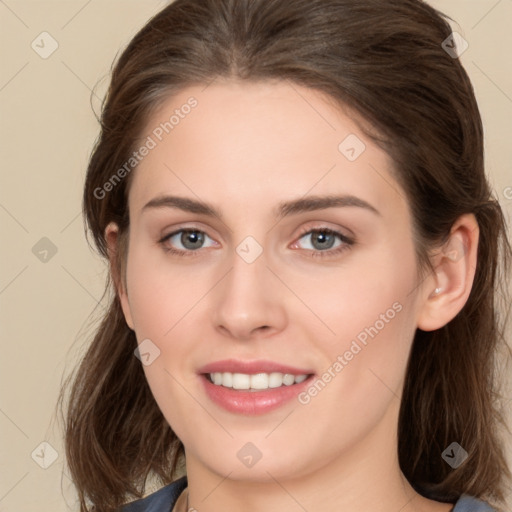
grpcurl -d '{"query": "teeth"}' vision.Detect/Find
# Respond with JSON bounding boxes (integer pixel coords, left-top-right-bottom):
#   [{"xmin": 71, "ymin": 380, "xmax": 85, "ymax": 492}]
[
  {"xmin": 222, "ymin": 372, "xmax": 233, "ymax": 387},
  {"xmin": 283, "ymin": 374, "xmax": 295, "ymax": 386},
  {"xmin": 250, "ymin": 373, "xmax": 269, "ymax": 390},
  {"xmin": 232, "ymin": 373, "xmax": 250, "ymax": 390},
  {"xmin": 269, "ymin": 372, "xmax": 283, "ymax": 388},
  {"xmin": 208, "ymin": 372, "xmax": 309, "ymax": 390}
]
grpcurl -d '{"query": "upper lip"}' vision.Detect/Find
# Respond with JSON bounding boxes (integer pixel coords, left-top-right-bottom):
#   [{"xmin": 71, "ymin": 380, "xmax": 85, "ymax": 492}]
[{"xmin": 197, "ymin": 359, "xmax": 314, "ymax": 375}]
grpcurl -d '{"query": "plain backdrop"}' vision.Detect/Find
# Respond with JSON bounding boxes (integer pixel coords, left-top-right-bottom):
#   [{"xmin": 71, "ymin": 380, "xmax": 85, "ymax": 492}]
[{"xmin": 0, "ymin": 1, "xmax": 511, "ymax": 511}]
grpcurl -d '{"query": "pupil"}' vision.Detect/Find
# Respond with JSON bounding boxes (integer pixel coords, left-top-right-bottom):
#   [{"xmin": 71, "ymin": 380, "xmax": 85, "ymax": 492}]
[
  {"xmin": 312, "ymin": 231, "xmax": 335, "ymax": 250},
  {"xmin": 182, "ymin": 231, "xmax": 204, "ymax": 250}
]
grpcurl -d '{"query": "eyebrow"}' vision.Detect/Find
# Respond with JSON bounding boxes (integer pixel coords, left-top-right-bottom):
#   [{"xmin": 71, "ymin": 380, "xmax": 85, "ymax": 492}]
[{"xmin": 141, "ymin": 194, "xmax": 381, "ymax": 220}]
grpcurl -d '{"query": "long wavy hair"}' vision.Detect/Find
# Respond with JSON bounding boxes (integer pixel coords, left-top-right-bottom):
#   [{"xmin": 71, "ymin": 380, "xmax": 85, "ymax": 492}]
[{"xmin": 57, "ymin": 0, "xmax": 512, "ymax": 510}]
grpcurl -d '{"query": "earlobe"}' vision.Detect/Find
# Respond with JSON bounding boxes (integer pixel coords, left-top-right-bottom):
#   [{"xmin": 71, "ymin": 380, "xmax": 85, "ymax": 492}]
[
  {"xmin": 416, "ymin": 214, "xmax": 479, "ymax": 332},
  {"xmin": 104, "ymin": 222, "xmax": 135, "ymax": 330}
]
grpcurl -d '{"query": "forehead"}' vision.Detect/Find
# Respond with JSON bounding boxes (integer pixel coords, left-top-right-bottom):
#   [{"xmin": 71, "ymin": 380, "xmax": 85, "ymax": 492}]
[{"xmin": 128, "ymin": 80, "xmax": 405, "ymax": 222}]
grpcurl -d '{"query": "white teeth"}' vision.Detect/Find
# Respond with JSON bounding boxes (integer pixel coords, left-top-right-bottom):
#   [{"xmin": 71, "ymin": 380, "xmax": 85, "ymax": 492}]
[
  {"xmin": 209, "ymin": 372, "xmax": 309, "ymax": 390},
  {"xmin": 283, "ymin": 374, "xmax": 295, "ymax": 386},
  {"xmin": 222, "ymin": 372, "xmax": 233, "ymax": 388},
  {"xmin": 232, "ymin": 373, "xmax": 250, "ymax": 389},
  {"xmin": 250, "ymin": 373, "xmax": 269, "ymax": 390},
  {"xmin": 294, "ymin": 374, "xmax": 307, "ymax": 384},
  {"xmin": 268, "ymin": 372, "xmax": 283, "ymax": 388}
]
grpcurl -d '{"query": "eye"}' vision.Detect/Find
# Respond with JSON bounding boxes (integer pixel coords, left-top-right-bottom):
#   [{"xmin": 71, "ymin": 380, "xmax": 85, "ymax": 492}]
[
  {"xmin": 159, "ymin": 229, "xmax": 217, "ymax": 256},
  {"xmin": 292, "ymin": 227, "xmax": 354, "ymax": 257}
]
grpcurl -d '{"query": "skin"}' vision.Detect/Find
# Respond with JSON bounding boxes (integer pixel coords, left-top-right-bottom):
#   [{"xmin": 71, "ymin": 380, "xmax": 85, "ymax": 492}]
[{"xmin": 105, "ymin": 80, "xmax": 479, "ymax": 512}]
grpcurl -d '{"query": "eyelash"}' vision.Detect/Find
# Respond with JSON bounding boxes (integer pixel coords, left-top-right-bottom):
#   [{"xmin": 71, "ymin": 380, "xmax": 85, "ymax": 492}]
[
  {"xmin": 294, "ymin": 226, "xmax": 354, "ymax": 258},
  {"xmin": 158, "ymin": 226, "xmax": 355, "ymax": 259}
]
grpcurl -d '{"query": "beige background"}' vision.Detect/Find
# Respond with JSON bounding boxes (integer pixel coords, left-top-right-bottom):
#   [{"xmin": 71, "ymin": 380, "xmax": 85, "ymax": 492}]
[{"xmin": 0, "ymin": 1, "xmax": 511, "ymax": 511}]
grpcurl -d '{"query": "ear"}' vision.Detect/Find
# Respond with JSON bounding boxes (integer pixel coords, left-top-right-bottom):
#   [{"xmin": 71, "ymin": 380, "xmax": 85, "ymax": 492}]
[
  {"xmin": 104, "ymin": 222, "xmax": 134, "ymax": 330},
  {"xmin": 416, "ymin": 214, "xmax": 479, "ymax": 331}
]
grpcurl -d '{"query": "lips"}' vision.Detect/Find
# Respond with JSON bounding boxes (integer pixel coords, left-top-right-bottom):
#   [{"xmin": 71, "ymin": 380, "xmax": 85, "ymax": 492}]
[
  {"xmin": 197, "ymin": 359, "xmax": 313, "ymax": 376},
  {"xmin": 197, "ymin": 359, "xmax": 315, "ymax": 415}
]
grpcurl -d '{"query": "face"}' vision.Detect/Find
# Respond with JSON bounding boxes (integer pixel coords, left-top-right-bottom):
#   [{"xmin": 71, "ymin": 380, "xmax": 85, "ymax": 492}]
[{"xmin": 114, "ymin": 80, "xmax": 429, "ymax": 483}]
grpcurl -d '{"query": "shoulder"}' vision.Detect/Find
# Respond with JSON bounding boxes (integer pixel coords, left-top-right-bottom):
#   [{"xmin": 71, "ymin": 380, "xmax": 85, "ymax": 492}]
[
  {"xmin": 117, "ymin": 484, "xmax": 496, "ymax": 512},
  {"xmin": 117, "ymin": 476, "xmax": 188, "ymax": 512},
  {"xmin": 453, "ymin": 494, "xmax": 497, "ymax": 512}
]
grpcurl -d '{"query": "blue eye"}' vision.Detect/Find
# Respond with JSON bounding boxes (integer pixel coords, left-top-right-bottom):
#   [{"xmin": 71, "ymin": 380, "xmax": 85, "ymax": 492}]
[
  {"xmin": 159, "ymin": 229, "xmax": 216, "ymax": 256},
  {"xmin": 159, "ymin": 227, "xmax": 354, "ymax": 259},
  {"xmin": 295, "ymin": 228, "xmax": 354, "ymax": 258}
]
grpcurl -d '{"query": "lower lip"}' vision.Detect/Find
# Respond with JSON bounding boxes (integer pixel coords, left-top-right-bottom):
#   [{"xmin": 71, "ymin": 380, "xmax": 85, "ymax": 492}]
[{"xmin": 200, "ymin": 374, "xmax": 314, "ymax": 415}]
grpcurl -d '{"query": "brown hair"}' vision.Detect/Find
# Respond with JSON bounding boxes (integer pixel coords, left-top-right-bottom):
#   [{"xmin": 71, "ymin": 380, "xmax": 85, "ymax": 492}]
[{"xmin": 57, "ymin": 0, "xmax": 512, "ymax": 510}]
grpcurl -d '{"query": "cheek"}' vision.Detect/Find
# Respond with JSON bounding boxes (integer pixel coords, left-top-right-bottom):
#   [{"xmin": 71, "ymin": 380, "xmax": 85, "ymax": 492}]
[
  {"xmin": 293, "ymin": 247, "xmax": 419, "ymax": 401},
  {"xmin": 124, "ymin": 246, "xmax": 212, "ymax": 415},
  {"xmin": 140, "ymin": 356, "xmax": 204, "ymax": 452},
  {"xmin": 126, "ymin": 245, "xmax": 208, "ymax": 337},
  {"xmin": 289, "ymin": 245, "xmax": 417, "ymax": 347},
  {"xmin": 126, "ymin": 249, "xmax": 206, "ymax": 439}
]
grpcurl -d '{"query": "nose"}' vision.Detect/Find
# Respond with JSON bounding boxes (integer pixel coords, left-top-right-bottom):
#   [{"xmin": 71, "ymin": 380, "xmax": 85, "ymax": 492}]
[{"xmin": 211, "ymin": 247, "xmax": 288, "ymax": 341}]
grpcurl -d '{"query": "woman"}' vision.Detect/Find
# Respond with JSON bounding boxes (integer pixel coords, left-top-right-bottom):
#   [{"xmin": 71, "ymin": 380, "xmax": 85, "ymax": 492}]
[{"xmin": 59, "ymin": 0, "xmax": 512, "ymax": 511}]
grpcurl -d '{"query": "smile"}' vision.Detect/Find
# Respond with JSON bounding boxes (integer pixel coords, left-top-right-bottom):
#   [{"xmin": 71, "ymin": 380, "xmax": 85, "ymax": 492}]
[{"xmin": 207, "ymin": 372, "xmax": 309, "ymax": 390}]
